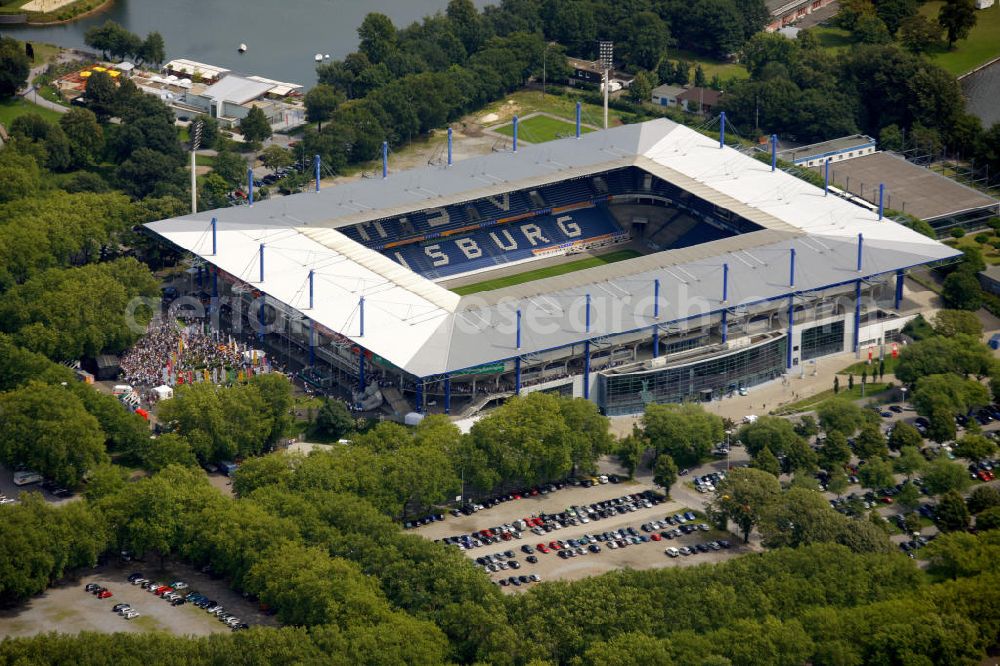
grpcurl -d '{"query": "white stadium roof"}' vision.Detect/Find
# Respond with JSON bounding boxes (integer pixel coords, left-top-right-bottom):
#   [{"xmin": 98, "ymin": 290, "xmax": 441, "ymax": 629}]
[{"xmin": 146, "ymin": 119, "xmax": 959, "ymax": 378}]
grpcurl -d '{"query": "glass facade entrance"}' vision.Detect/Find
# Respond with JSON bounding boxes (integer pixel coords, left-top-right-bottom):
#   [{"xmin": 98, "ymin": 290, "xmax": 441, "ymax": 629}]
[
  {"xmin": 800, "ymin": 320, "xmax": 845, "ymax": 361},
  {"xmin": 598, "ymin": 337, "xmax": 787, "ymax": 415}
]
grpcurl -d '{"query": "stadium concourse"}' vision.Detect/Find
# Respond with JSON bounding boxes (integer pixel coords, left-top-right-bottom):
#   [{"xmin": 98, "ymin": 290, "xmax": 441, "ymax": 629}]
[{"xmin": 145, "ymin": 118, "xmax": 960, "ymax": 418}]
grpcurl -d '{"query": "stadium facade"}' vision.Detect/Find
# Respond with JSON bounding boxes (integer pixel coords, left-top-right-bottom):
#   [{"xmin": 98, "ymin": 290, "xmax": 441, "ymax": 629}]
[{"xmin": 146, "ymin": 119, "xmax": 959, "ymax": 417}]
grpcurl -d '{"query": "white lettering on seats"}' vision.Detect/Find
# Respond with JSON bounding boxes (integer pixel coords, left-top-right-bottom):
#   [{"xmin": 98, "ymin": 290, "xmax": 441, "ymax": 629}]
[
  {"xmin": 556, "ymin": 216, "xmax": 581, "ymax": 237},
  {"xmin": 424, "ymin": 244, "xmax": 449, "ymax": 267},
  {"xmin": 521, "ymin": 224, "xmax": 549, "ymax": 246},
  {"xmin": 456, "ymin": 238, "xmax": 482, "ymax": 259},
  {"xmin": 393, "ymin": 252, "xmax": 410, "ymax": 270},
  {"xmin": 486, "ymin": 193, "xmax": 511, "ymax": 211},
  {"xmin": 355, "ymin": 221, "xmax": 389, "ymax": 241},
  {"xmin": 425, "ymin": 208, "xmax": 451, "ymax": 228},
  {"xmin": 489, "ymin": 229, "xmax": 518, "ymax": 251}
]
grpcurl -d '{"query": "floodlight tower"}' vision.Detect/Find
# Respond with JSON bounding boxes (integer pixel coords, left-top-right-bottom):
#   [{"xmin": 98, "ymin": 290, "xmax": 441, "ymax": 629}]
[
  {"xmin": 599, "ymin": 40, "xmax": 613, "ymax": 130},
  {"xmin": 190, "ymin": 119, "xmax": 203, "ymax": 214}
]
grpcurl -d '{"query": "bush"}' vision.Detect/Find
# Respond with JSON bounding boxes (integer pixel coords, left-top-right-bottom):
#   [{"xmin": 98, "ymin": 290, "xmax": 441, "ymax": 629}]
[
  {"xmin": 987, "ymin": 217, "xmax": 1000, "ymax": 231},
  {"xmin": 951, "ymin": 228, "xmax": 966, "ymax": 239},
  {"xmin": 989, "ymin": 238, "xmax": 1000, "ymax": 249},
  {"xmin": 975, "ymin": 234, "xmax": 991, "ymax": 244}
]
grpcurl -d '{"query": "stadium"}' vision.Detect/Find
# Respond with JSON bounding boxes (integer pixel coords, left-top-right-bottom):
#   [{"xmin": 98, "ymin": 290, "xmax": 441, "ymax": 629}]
[{"xmin": 146, "ymin": 118, "xmax": 960, "ymax": 417}]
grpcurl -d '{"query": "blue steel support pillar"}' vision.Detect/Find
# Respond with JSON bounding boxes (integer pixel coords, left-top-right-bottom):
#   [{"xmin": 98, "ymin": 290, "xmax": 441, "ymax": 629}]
[
  {"xmin": 211, "ymin": 216, "xmax": 217, "ymax": 254},
  {"xmin": 786, "ymin": 297, "xmax": 794, "ymax": 370},
  {"xmin": 790, "ymin": 248, "xmax": 796, "ymax": 287},
  {"xmin": 770, "ymin": 135, "xmax": 778, "ymax": 172},
  {"xmin": 857, "ymin": 233, "xmax": 864, "ymax": 273},
  {"xmin": 721, "ymin": 262, "xmax": 729, "ymax": 344},
  {"xmin": 308, "ymin": 270, "xmax": 314, "ymax": 309},
  {"xmin": 247, "ymin": 169, "xmax": 254, "ymax": 207},
  {"xmin": 895, "ymin": 269, "xmax": 904, "ymax": 309},
  {"xmin": 447, "ymin": 127, "xmax": 453, "ymax": 166},
  {"xmin": 575, "ymin": 102, "xmax": 581, "ymax": 138},
  {"xmin": 444, "ymin": 376, "xmax": 451, "ymax": 414},
  {"xmin": 878, "ymin": 183, "xmax": 885, "ymax": 220},
  {"xmin": 853, "ymin": 280, "xmax": 862, "ymax": 354},
  {"xmin": 513, "ymin": 116, "xmax": 518, "ymax": 152},
  {"xmin": 359, "ymin": 296, "xmax": 365, "ymax": 337},
  {"xmin": 259, "ymin": 243, "xmax": 264, "ymax": 282},
  {"xmin": 515, "ymin": 308, "xmax": 522, "ymax": 395},
  {"xmin": 824, "ymin": 159, "xmax": 830, "ymax": 196},
  {"xmin": 382, "ymin": 141, "xmax": 388, "ymax": 179},
  {"xmin": 197, "ymin": 265, "xmax": 203, "ymax": 289},
  {"xmin": 314, "ymin": 154, "xmax": 321, "ymax": 192},
  {"xmin": 652, "ymin": 278, "xmax": 660, "ymax": 358},
  {"xmin": 719, "ymin": 111, "xmax": 726, "ymax": 148}
]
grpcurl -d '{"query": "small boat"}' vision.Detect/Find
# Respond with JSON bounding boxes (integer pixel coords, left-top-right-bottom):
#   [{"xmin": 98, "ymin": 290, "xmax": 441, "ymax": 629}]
[
  {"xmin": 324, "ymin": 54, "xmax": 330, "ymax": 59},
  {"xmin": 314, "ymin": 53, "xmax": 323, "ymax": 62},
  {"xmin": 238, "ymin": 43, "xmax": 247, "ymax": 53}
]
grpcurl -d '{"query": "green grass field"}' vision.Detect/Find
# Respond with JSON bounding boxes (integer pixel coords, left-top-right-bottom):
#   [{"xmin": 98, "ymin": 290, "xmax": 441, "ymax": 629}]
[
  {"xmin": 494, "ymin": 114, "xmax": 593, "ymax": 143},
  {"xmin": 810, "ymin": 26, "xmax": 855, "ymax": 53},
  {"xmin": 451, "ymin": 249, "xmax": 641, "ymax": 295},
  {"xmin": 772, "ymin": 382, "xmax": 891, "ymax": 414},
  {"xmin": 920, "ymin": 1, "xmax": 1000, "ymax": 75},
  {"xmin": 0, "ymin": 97, "xmax": 63, "ymax": 126},
  {"xmin": 669, "ymin": 49, "xmax": 750, "ymax": 82}
]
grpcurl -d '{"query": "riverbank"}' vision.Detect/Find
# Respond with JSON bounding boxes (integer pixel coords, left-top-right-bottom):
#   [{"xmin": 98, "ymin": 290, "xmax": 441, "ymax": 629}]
[{"xmin": 0, "ymin": 0, "xmax": 111, "ymax": 25}]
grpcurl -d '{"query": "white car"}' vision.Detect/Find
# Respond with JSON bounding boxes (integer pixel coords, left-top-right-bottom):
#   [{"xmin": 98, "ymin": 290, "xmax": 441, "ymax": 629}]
[
  {"xmin": 123, "ymin": 611, "xmax": 140, "ymax": 619},
  {"xmin": 665, "ymin": 547, "xmax": 680, "ymax": 558}
]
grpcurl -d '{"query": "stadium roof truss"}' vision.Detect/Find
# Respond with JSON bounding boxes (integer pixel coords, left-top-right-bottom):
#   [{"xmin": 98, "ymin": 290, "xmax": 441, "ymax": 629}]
[{"xmin": 147, "ymin": 119, "xmax": 959, "ymax": 378}]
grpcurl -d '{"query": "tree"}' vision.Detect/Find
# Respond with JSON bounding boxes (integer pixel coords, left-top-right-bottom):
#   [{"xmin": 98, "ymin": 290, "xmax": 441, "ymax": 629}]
[
  {"xmin": 59, "ymin": 107, "xmax": 104, "ymax": 168},
  {"xmin": 879, "ymin": 124, "xmax": 905, "ymax": 151},
  {"xmin": 560, "ymin": 398, "xmax": 612, "ymax": 474},
  {"xmin": 848, "ymin": 374, "xmax": 854, "ymax": 390},
  {"xmin": 932, "ymin": 310, "xmax": 984, "ymax": 338},
  {"xmin": 315, "ymin": 399, "xmax": 354, "ymax": 440},
  {"xmin": 924, "ymin": 457, "xmax": 971, "ymax": 495},
  {"xmin": 967, "ymin": 485, "xmax": 1000, "ymax": 514},
  {"xmin": 954, "ymin": 434, "xmax": 996, "ymax": 462},
  {"xmin": 858, "ymin": 457, "xmax": 894, "ymax": 490},
  {"xmin": 694, "ymin": 64, "xmax": 707, "ymax": 88},
  {"xmin": 927, "ymin": 406, "xmax": 958, "ymax": 444},
  {"xmin": 924, "ymin": 531, "xmax": 987, "ymax": 579},
  {"xmin": 935, "ymin": 490, "xmax": 971, "ymax": 532},
  {"xmin": 248, "ymin": 374, "xmax": 294, "ymax": 448},
  {"xmin": 738, "ymin": 415, "xmax": 803, "ymax": 458},
  {"xmin": 709, "ymin": 467, "xmax": 781, "ymax": 543},
  {"xmin": 212, "ymin": 150, "xmax": 248, "ymax": 187},
  {"xmin": 138, "ymin": 31, "xmax": 166, "ymax": 67},
  {"xmin": 0, "ymin": 36, "xmax": 30, "ymax": 99},
  {"xmin": 876, "ymin": 0, "xmax": 919, "ymax": 35},
  {"xmin": 358, "ymin": 12, "xmax": 398, "ymax": 64},
  {"xmin": 976, "ymin": 506, "xmax": 1000, "ymax": 531},
  {"xmin": 304, "ymin": 84, "xmax": 344, "ymax": 130},
  {"xmin": 853, "ymin": 14, "xmax": 892, "ymax": 43},
  {"xmin": 855, "ymin": 424, "xmax": 889, "ymax": 460},
  {"xmin": 893, "ymin": 445, "xmax": 926, "ymax": 479},
  {"xmin": 238, "ymin": 106, "xmax": 272, "ymax": 145},
  {"xmin": 618, "ymin": 12, "xmax": 672, "ymax": 70},
  {"xmin": 629, "ymin": 69, "xmax": 657, "ymax": 104},
  {"xmin": 138, "ymin": 433, "xmax": 199, "ymax": 472},
  {"xmin": 888, "ymin": 421, "xmax": 923, "ymax": 451},
  {"xmin": 116, "ymin": 147, "xmax": 186, "ymax": 199},
  {"xmin": 652, "ymin": 455, "xmax": 679, "ymax": 497},
  {"xmin": 0, "ymin": 381, "xmax": 108, "ymax": 487},
  {"xmin": 833, "ymin": 376, "xmax": 840, "ymax": 394},
  {"xmin": 84, "ymin": 70, "xmax": 118, "ymax": 121},
  {"xmin": 938, "ymin": 0, "xmax": 977, "ymax": 49},
  {"xmin": 911, "ymin": 373, "xmax": 989, "ymax": 421},
  {"xmin": 819, "ymin": 431, "xmax": 852, "ymax": 471},
  {"xmin": 942, "ymin": 269, "xmax": 983, "ymax": 310},
  {"xmin": 643, "ymin": 403, "xmax": 724, "ymax": 467},
  {"xmin": 795, "ymin": 415, "xmax": 819, "ymax": 440},
  {"xmin": 896, "ymin": 480, "xmax": 922, "ymax": 511},
  {"xmin": 752, "ymin": 446, "xmax": 782, "ymax": 477},
  {"xmin": 616, "ymin": 428, "xmax": 648, "ymax": 479},
  {"xmin": 899, "ymin": 14, "xmax": 943, "ymax": 53},
  {"xmin": 817, "ymin": 398, "xmax": 867, "ymax": 436},
  {"xmin": 827, "ymin": 469, "xmax": 849, "ymax": 497}
]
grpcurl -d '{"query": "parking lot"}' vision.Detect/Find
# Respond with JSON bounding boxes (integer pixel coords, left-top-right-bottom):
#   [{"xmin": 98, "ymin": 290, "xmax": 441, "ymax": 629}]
[
  {"xmin": 412, "ymin": 477, "xmax": 744, "ymax": 589},
  {"xmin": 0, "ymin": 463, "xmax": 80, "ymax": 508},
  {"xmin": 0, "ymin": 560, "xmax": 277, "ymax": 639}
]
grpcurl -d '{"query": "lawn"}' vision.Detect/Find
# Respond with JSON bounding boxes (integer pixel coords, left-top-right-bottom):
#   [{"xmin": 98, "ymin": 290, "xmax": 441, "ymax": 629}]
[
  {"xmin": 451, "ymin": 249, "xmax": 641, "ymax": 295},
  {"xmin": 772, "ymin": 382, "xmax": 891, "ymax": 414},
  {"xmin": 840, "ymin": 356, "xmax": 899, "ymax": 376},
  {"xmin": 942, "ymin": 228, "xmax": 1000, "ymax": 264},
  {"xmin": 494, "ymin": 114, "xmax": 593, "ymax": 143},
  {"xmin": 0, "ymin": 97, "xmax": 63, "ymax": 126},
  {"xmin": 810, "ymin": 26, "xmax": 854, "ymax": 53},
  {"xmin": 669, "ymin": 49, "xmax": 749, "ymax": 82},
  {"xmin": 477, "ymin": 89, "xmax": 627, "ymax": 130},
  {"xmin": 920, "ymin": 1, "xmax": 1000, "ymax": 75}
]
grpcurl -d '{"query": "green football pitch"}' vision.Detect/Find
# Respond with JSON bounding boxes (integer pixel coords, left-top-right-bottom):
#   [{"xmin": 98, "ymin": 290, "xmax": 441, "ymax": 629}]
[
  {"xmin": 494, "ymin": 115, "xmax": 594, "ymax": 143},
  {"xmin": 450, "ymin": 249, "xmax": 641, "ymax": 295}
]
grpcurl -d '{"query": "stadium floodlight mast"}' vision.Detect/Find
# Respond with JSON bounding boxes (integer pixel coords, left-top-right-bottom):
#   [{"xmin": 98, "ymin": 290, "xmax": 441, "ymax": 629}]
[
  {"xmin": 599, "ymin": 41, "xmax": 613, "ymax": 130},
  {"xmin": 190, "ymin": 119, "xmax": 203, "ymax": 214}
]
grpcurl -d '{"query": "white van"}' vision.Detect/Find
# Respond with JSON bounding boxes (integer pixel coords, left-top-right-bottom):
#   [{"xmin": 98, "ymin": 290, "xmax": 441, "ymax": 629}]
[{"xmin": 13, "ymin": 470, "xmax": 42, "ymax": 486}]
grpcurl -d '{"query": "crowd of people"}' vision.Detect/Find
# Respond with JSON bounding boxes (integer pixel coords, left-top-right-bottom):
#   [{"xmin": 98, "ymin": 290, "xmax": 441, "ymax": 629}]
[{"xmin": 119, "ymin": 322, "xmax": 257, "ymax": 388}]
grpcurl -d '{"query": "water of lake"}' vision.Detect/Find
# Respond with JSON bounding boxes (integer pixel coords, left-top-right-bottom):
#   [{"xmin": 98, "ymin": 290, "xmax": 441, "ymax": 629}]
[{"xmin": 1, "ymin": 0, "xmax": 491, "ymax": 86}]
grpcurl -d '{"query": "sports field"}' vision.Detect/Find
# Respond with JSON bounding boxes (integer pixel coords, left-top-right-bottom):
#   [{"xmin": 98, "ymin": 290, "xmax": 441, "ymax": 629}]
[
  {"xmin": 451, "ymin": 249, "xmax": 641, "ymax": 295},
  {"xmin": 494, "ymin": 115, "xmax": 593, "ymax": 143}
]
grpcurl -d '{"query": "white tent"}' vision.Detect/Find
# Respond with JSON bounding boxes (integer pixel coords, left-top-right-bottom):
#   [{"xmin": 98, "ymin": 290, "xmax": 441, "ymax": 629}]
[
  {"xmin": 152, "ymin": 385, "xmax": 174, "ymax": 401},
  {"xmin": 404, "ymin": 412, "xmax": 425, "ymax": 426}
]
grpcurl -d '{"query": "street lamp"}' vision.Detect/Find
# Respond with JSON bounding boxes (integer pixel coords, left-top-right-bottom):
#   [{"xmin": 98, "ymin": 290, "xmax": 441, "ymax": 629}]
[{"xmin": 599, "ymin": 41, "xmax": 613, "ymax": 130}]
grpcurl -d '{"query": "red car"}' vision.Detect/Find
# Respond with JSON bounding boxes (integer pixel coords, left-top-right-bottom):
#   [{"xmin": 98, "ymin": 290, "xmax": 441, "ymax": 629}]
[
  {"xmin": 548, "ymin": 540, "xmax": 561, "ymax": 550},
  {"xmin": 97, "ymin": 589, "xmax": 113, "ymax": 599},
  {"xmin": 650, "ymin": 533, "xmax": 662, "ymax": 542},
  {"xmin": 536, "ymin": 543, "xmax": 549, "ymax": 553},
  {"xmin": 155, "ymin": 586, "xmax": 173, "ymax": 596}
]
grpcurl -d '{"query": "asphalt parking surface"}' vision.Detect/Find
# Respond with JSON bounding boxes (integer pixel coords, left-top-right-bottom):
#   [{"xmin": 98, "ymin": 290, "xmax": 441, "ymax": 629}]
[
  {"xmin": 0, "ymin": 561, "xmax": 277, "ymax": 639},
  {"xmin": 412, "ymin": 478, "xmax": 745, "ymax": 589}
]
